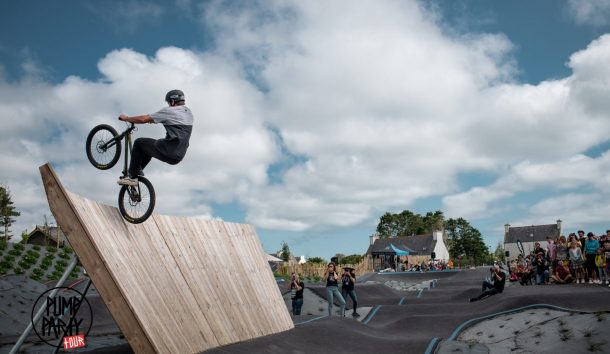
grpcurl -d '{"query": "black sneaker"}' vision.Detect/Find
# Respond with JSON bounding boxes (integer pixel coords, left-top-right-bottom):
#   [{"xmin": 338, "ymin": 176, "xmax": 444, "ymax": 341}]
[{"xmin": 352, "ymin": 312, "xmax": 360, "ymax": 317}]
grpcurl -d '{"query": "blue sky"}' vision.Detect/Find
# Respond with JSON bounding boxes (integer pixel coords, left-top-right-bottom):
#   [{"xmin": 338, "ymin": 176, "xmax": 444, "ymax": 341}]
[{"xmin": 2, "ymin": 0, "xmax": 610, "ymax": 260}]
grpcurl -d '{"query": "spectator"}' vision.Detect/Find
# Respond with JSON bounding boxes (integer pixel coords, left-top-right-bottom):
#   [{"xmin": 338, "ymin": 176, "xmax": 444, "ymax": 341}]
[
  {"xmin": 289, "ymin": 273, "xmax": 304, "ymax": 315},
  {"xmin": 323, "ymin": 263, "xmax": 345, "ymax": 316},
  {"xmin": 546, "ymin": 237, "xmax": 557, "ymax": 274},
  {"xmin": 555, "ymin": 236, "xmax": 568, "ymax": 268},
  {"xmin": 584, "ymin": 232, "xmax": 600, "ymax": 284},
  {"xmin": 533, "ymin": 242, "xmax": 545, "ymax": 257},
  {"xmin": 341, "ymin": 267, "xmax": 360, "ymax": 318},
  {"xmin": 551, "ymin": 262, "xmax": 574, "ymax": 284},
  {"xmin": 578, "ymin": 230, "xmax": 589, "ymax": 282},
  {"xmin": 469, "ymin": 265, "xmax": 506, "ymax": 302},
  {"xmin": 533, "ymin": 253, "xmax": 549, "ymax": 285},
  {"xmin": 595, "ymin": 248, "xmax": 607, "ymax": 286},
  {"xmin": 603, "ymin": 236, "xmax": 610, "ymax": 287},
  {"xmin": 568, "ymin": 240, "xmax": 585, "ymax": 284}
]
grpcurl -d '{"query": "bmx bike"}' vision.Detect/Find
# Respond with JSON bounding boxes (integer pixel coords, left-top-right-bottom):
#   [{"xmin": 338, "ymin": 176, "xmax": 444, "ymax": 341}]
[{"xmin": 85, "ymin": 121, "xmax": 156, "ymax": 224}]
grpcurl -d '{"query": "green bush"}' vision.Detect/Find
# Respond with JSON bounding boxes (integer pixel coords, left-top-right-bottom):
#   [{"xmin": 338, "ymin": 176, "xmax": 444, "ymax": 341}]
[
  {"xmin": 63, "ymin": 247, "xmax": 73, "ymax": 254},
  {"xmin": 0, "ymin": 260, "xmax": 12, "ymax": 269},
  {"xmin": 32, "ymin": 268, "xmax": 44, "ymax": 277},
  {"xmin": 32, "ymin": 245, "xmax": 41, "ymax": 251},
  {"xmin": 59, "ymin": 252, "xmax": 71, "ymax": 260},
  {"xmin": 8, "ymin": 249, "xmax": 22, "ymax": 257},
  {"xmin": 46, "ymin": 246, "xmax": 57, "ymax": 253},
  {"xmin": 55, "ymin": 259, "xmax": 68, "ymax": 268},
  {"xmin": 14, "ymin": 267, "xmax": 24, "ymax": 275},
  {"xmin": 0, "ymin": 240, "xmax": 7, "ymax": 251},
  {"xmin": 0, "ymin": 266, "xmax": 8, "ymax": 275},
  {"xmin": 12, "ymin": 243, "xmax": 25, "ymax": 251},
  {"xmin": 18, "ymin": 259, "xmax": 33, "ymax": 270},
  {"xmin": 26, "ymin": 250, "xmax": 40, "ymax": 258},
  {"xmin": 30, "ymin": 273, "xmax": 42, "ymax": 281},
  {"xmin": 23, "ymin": 255, "xmax": 38, "ymax": 265},
  {"xmin": 41, "ymin": 258, "xmax": 52, "ymax": 267},
  {"xmin": 3, "ymin": 255, "xmax": 15, "ymax": 263},
  {"xmin": 49, "ymin": 270, "xmax": 62, "ymax": 280}
]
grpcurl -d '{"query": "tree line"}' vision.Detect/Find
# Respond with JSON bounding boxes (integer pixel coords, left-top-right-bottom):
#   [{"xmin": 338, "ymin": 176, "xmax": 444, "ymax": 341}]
[{"xmin": 376, "ymin": 210, "xmax": 493, "ymax": 266}]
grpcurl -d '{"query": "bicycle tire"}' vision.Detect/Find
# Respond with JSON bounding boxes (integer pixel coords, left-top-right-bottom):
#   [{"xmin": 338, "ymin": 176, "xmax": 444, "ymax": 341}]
[
  {"xmin": 86, "ymin": 124, "xmax": 121, "ymax": 170},
  {"xmin": 118, "ymin": 176, "xmax": 156, "ymax": 224}
]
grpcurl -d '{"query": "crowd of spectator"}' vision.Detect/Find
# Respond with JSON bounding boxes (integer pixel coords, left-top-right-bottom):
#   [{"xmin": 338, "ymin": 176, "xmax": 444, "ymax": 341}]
[{"xmin": 508, "ymin": 230, "xmax": 610, "ymax": 287}]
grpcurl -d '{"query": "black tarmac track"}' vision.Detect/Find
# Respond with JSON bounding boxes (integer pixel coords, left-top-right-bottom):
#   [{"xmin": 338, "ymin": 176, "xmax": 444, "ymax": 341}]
[
  {"xmin": 84, "ymin": 268, "xmax": 610, "ymax": 354},
  {"xmin": 202, "ymin": 268, "xmax": 610, "ymax": 354}
]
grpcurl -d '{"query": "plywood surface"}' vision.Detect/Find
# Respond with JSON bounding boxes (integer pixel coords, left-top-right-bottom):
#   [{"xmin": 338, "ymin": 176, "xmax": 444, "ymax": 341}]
[{"xmin": 40, "ymin": 163, "xmax": 294, "ymax": 354}]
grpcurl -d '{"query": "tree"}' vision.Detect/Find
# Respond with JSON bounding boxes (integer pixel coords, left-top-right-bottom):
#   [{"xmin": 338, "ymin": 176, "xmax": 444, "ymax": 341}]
[
  {"xmin": 20, "ymin": 230, "xmax": 29, "ymax": 244},
  {"xmin": 340, "ymin": 254, "xmax": 364, "ymax": 265},
  {"xmin": 493, "ymin": 242, "xmax": 506, "ymax": 263},
  {"xmin": 0, "ymin": 185, "xmax": 20, "ymax": 242},
  {"xmin": 307, "ymin": 256, "xmax": 325, "ymax": 264},
  {"xmin": 280, "ymin": 241, "xmax": 291, "ymax": 262},
  {"xmin": 445, "ymin": 218, "xmax": 490, "ymax": 266},
  {"xmin": 376, "ymin": 210, "xmax": 445, "ymax": 238}
]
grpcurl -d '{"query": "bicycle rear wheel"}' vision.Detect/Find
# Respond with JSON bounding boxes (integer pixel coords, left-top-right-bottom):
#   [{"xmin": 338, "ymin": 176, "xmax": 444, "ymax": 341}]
[
  {"xmin": 86, "ymin": 124, "xmax": 121, "ymax": 170},
  {"xmin": 118, "ymin": 176, "xmax": 156, "ymax": 224}
]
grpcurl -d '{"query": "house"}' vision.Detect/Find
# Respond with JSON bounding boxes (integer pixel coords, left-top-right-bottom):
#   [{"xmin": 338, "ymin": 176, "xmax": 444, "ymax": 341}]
[
  {"xmin": 503, "ymin": 220, "xmax": 562, "ymax": 261},
  {"xmin": 365, "ymin": 230, "xmax": 450, "ymax": 271},
  {"xmin": 26, "ymin": 225, "xmax": 67, "ymax": 248}
]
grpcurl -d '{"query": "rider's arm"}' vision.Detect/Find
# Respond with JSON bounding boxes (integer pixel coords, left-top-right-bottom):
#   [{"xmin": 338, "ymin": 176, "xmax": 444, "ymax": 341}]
[{"xmin": 119, "ymin": 114, "xmax": 154, "ymax": 124}]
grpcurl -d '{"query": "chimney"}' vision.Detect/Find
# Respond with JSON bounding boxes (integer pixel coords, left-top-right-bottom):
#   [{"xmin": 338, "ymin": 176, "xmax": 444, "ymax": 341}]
[
  {"xmin": 556, "ymin": 219, "xmax": 562, "ymax": 234},
  {"xmin": 369, "ymin": 233, "xmax": 379, "ymax": 245},
  {"xmin": 504, "ymin": 224, "xmax": 510, "ymax": 235},
  {"xmin": 432, "ymin": 230, "xmax": 441, "ymax": 241}
]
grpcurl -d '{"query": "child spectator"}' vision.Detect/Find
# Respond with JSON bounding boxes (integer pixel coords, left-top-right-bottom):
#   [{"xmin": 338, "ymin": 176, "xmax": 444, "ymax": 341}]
[
  {"xmin": 595, "ymin": 248, "xmax": 607, "ymax": 286},
  {"xmin": 533, "ymin": 253, "xmax": 549, "ymax": 285},
  {"xmin": 604, "ymin": 239, "xmax": 610, "ymax": 288}
]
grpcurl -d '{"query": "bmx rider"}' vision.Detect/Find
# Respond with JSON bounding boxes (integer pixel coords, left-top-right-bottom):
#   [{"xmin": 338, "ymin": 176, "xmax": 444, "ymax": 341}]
[{"xmin": 117, "ymin": 89, "xmax": 193, "ymax": 186}]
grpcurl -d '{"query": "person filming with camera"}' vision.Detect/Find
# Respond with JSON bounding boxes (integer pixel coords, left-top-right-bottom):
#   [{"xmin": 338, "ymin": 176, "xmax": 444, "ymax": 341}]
[
  {"xmin": 289, "ymin": 272, "xmax": 304, "ymax": 315},
  {"xmin": 470, "ymin": 265, "xmax": 506, "ymax": 302}
]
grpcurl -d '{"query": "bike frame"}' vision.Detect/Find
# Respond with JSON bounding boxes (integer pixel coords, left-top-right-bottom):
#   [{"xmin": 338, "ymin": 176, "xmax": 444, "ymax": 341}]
[{"xmin": 98, "ymin": 123, "xmax": 136, "ymax": 178}]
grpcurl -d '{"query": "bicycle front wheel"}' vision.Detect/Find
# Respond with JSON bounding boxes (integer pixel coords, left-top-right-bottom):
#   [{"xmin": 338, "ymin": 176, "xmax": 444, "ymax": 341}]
[
  {"xmin": 86, "ymin": 124, "xmax": 121, "ymax": 170},
  {"xmin": 118, "ymin": 176, "xmax": 156, "ymax": 224}
]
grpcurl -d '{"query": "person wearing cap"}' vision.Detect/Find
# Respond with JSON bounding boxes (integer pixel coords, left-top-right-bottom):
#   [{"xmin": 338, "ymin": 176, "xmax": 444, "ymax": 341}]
[
  {"xmin": 117, "ymin": 89, "xmax": 194, "ymax": 186},
  {"xmin": 584, "ymin": 232, "xmax": 600, "ymax": 284},
  {"xmin": 470, "ymin": 265, "xmax": 506, "ymax": 302},
  {"xmin": 341, "ymin": 267, "xmax": 360, "ymax": 317}
]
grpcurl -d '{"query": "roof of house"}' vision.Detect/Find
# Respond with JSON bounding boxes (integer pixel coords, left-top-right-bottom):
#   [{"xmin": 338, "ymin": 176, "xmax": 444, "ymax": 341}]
[
  {"xmin": 504, "ymin": 224, "xmax": 560, "ymax": 244},
  {"xmin": 28, "ymin": 225, "xmax": 66, "ymax": 243},
  {"xmin": 367, "ymin": 234, "xmax": 437, "ymax": 255}
]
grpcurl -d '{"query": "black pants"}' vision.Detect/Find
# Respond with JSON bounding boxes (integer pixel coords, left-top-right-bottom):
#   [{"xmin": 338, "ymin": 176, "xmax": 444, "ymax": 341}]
[
  {"xmin": 474, "ymin": 280, "xmax": 499, "ymax": 301},
  {"xmin": 129, "ymin": 138, "xmax": 178, "ymax": 177},
  {"xmin": 585, "ymin": 254, "xmax": 598, "ymax": 279},
  {"xmin": 341, "ymin": 288, "xmax": 358, "ymax": 313}
]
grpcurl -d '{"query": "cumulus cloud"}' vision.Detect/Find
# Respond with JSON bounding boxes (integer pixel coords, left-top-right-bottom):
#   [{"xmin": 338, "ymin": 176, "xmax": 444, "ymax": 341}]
[
  {"xmin": 2, "ymin": 0, "xmax": 610, "ymax": 240},
  {"xmin": 566, "ymin": 0, "xmax": 610, "ymax": 26}
]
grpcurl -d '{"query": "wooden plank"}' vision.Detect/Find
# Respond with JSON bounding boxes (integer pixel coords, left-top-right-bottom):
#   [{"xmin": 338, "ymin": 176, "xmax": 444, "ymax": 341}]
[
  {"xmin": 40, "ymin": 163, "xmax": 293, "ymax": 354},
  {"xmin": 40, "ymin": 164, "xmax": 155, "ymax": 354}
]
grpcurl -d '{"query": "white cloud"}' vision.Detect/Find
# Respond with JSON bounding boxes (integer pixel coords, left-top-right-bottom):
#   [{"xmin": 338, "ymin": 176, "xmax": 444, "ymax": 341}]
[
  {"xmin": 566, "ymin": 0, "xmax": 610, "ymax": 26},
  {"xmin": 3, "ymin": 1, "xmax": 610, "ymax": 239}
]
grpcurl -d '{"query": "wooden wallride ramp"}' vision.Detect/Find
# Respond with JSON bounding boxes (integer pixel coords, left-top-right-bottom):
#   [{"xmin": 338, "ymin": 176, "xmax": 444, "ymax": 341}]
[{"xmin": 39, "ymin": 163, "xmax": 294, "ymax": 354}]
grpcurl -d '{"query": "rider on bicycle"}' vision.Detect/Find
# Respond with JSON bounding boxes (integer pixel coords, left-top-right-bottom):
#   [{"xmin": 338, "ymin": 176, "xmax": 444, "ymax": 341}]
[{"xmin": 117, "ymin": 89, "xmax": 193, "ymax": 186}]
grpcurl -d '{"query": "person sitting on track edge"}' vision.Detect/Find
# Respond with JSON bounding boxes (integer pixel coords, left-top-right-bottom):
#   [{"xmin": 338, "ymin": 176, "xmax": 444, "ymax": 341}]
[{"xmin": 117, "ymin": 89, "xmax": 193, "ymax": 186}]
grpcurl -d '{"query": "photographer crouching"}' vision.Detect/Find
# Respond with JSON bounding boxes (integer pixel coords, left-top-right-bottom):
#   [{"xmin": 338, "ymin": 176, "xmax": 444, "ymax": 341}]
[{"xmin": 469, "ymin": 265, "xmax": 506, "ymax": 302}]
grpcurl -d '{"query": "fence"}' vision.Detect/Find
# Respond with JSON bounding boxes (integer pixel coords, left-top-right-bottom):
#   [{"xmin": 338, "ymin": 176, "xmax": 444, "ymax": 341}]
[{"xmin": 276, "ymin": 257, "xmax": 373, "ymax": 278}]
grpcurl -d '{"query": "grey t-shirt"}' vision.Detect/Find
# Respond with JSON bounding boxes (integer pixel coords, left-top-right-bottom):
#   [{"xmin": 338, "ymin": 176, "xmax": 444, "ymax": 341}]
[{"xmin": 150, "ymin": 105, "xmax": 193, "ymax": 162}]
